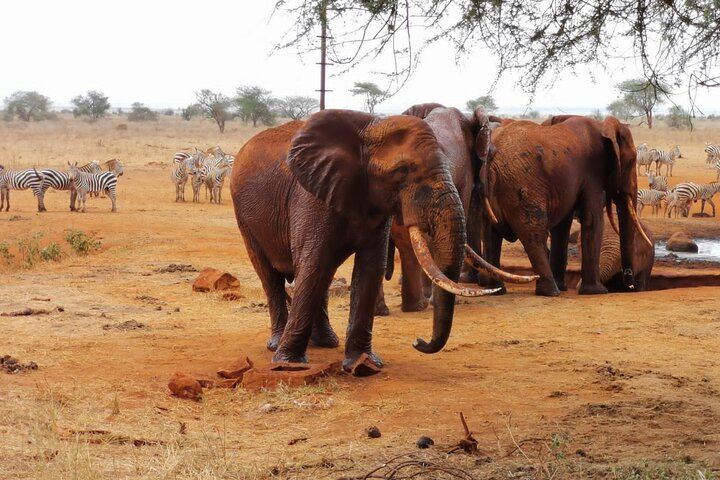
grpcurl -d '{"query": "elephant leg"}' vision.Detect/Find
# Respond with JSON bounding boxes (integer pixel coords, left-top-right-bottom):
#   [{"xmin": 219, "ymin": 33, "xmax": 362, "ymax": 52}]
[
  {"xmin": 373, "ymin": 284, "xmax": 390, "ymax": 316},
  {"xmin": 343, "ymin": 239, "xmax": 386, "ymax": 372},
  {"xmin": 309, "ymin": 289, "xmax": 340, "ymax": 348},
  {"xmin": 481, "ymin": 226, "xmax": 507, "ymax": 294},
  {"xmin": 392, "ymin": 224, "xmax": 429, "ymax": 312},
  {"xmin": 518, "ymin": 230, "xmax": 558, "ymax": 297},
  {"xmin": 549, "ymin": 214, "xmax": 573, "ymax": 291},
  {"xmin": 577, "ymin": 205, "xmax": 607, "ymax": 295},
  {"xmin": 274, "ymin": 265, "xmax": 335, "ymax": 364},
  {"xmin": 242, "ymin": 234, "xmax": 290, "ymax": 351}
]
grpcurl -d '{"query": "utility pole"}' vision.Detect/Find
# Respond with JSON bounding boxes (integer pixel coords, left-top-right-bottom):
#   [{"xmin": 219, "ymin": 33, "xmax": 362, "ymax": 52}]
[{"xmin": 317, "ymin": 0, "xmax": 331, "ymax": 110}]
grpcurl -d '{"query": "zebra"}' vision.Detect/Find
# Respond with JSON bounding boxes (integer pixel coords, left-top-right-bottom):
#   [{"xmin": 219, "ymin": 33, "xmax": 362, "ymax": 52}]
[
  {"xmin": 636, "ymin": 188, "xmax": 666, "ymax": 217},
  {"xmin": 704, "ymin": 142, "xmax": 720, "ymax": 164},
  {"xmin": 653, "ymin": 145, "xmax": 682, "ymax": 177},
  {"xmin": 645, "ymin": 171, "xmax": 668, "ymax": 191},
  {"xmin": 636, "ymin": 145, "xmax": 655, "ymax": 174},
  {"xmin": 0, "ymin": 166, "xmax": 45, "ymax": 212},
  {"xmin": 711, "ymin": 158, "xmax": 720, "ymax": 182},
  {"xmin": 202, "ymin": 162, "xmax": 232, "ymax": 204},
  {"xmin": 694, "ymin": 182, "xmax": 720, "ymax": 217},
  {"xmin": 663, "ymin": 189, "xmax": 680, "ymax": 218},
  {"xmin": 672, "ymin": 182, "xmax": 701, "ymax": 217},
  {"xmin": 67, "ymin": 160, "xmax": 122, "ymax": 212},
  {"xmin": 37, "ymin": 160, "xmax": 101, "ymax": 211},
  {"xmin": 188, "ymin": 149, "xmax": 232, "ymax": 202},
  {"xmin": 171, "ymin": 151, "xmax": 194, "ymax": 202}
]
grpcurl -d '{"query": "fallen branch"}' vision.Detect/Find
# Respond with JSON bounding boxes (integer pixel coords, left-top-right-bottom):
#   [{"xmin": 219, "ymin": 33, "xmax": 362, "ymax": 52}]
[
  {"xmin": 56, "ymin": 428, "xmax": 166, "ymax": 447},
  {"xmin": 1, "ymin": 307, "xmax": 58, "ymax": 316},
  {"xmin": 447, "ymin": 411, "xmax": 479, "ymax": 455}
]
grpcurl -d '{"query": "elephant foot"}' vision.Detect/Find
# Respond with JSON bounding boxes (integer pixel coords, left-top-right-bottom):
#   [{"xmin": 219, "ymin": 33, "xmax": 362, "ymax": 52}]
[
  {"xmin": 401, "ymin": 297, "xmax": 429, "ymax": 312},
  {"xmin": 342, "ymin": 350, "xmax": 384, "ymax": 375},
  {"xmin": 490, "ymin": 285, "xmax": 507, "ymax": 296},
  {"xmin": 309, "ymin": 326, "xmax": 340, "ymax": 349},
  {"xmin": 578, "ymin": 282, "xmax": 608, "ymax": 295},
  {"xmin": 266, "ymin": 331, "xmax": 284, "ymax": 352},
  {"xmin": 535, "ymin": 278, "xmax": 560, "ymax": 297},
  {"xmin": 555, "ymin": 280, "xmax": 568, "ymax": 292},
  {"xmin": 374, "ymin": 298, "xmax": 390, "ymax": 317},
  {"xmin": 272, "ymin": 348, "xmax": 309, "ymax": 364}
]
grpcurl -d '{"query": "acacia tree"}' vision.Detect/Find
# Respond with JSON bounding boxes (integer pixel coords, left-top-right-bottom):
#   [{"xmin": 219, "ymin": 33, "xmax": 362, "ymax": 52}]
[
  {"xmin": 275, "ymin": 1, "xmax": 719, "ymax": 104},
  {"xmin": 276, "ymin": 95, "xmax": 319, "ymax": 120},
  {"xmin": 194, "ymin": 90, "xmax": 233, "ymax": 133},
  {"xmin": 71, "ymin": 90, "xmax": 111, "ymax": 120},
  {"xmin": 4, "ymin": 91, "xmax": 52, "ymax": 121},
  {"xmin": 350, "ymin": 82, "xmax": 386, "ymax": 113},
  {"xmin": 614, "ymin": 78, "xmax": 670, "ymax": 128},
  {"xmin": 235, "ymin": 86, "xmax": 276, "ymax": 127},
  {"xmin": 466, "ymin": 95, "xmax": 497, "ymax": 113}
]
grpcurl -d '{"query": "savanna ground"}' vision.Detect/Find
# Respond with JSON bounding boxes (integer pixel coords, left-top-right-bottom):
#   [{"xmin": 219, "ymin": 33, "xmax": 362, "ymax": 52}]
[{"xmin": 1, "ymin": 114, "xmax": 719, "ymax": 480}]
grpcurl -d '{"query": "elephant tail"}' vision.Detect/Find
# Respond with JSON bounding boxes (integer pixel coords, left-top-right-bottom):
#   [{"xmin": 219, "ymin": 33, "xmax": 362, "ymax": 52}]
[{"xmin": 385, "ymin": 235, "xmax": 395, "ymax": 281}]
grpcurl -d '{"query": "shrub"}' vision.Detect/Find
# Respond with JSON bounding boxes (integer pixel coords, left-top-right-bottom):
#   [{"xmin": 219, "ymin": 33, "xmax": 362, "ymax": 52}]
[
  {"xmin": 17, "ymin": 234, "xmax": 42, "ymax": 268},
  {"xmin": 64, "ymin": 230, "xmax": 101, "ymax": 255},
  {"xmin": 40, "ymin": 242, "xmax": 62, "ymax": 262},
  {"xmin": 0, "ymin": 241, "xmax": 14, "ymax": 264}
]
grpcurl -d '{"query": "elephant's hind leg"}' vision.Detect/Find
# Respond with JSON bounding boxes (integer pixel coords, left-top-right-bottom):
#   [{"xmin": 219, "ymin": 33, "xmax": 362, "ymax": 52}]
[
  {"xmin": 518, "ymin": 230, "xmax": 559, "ymax": 297},
  {"xmin": 550, "ymin": 214, "xmax": 574, "ymax": 291},
  {"xmin": 309, "ymin": 289, "xmax": 340, "ymax": 348}
]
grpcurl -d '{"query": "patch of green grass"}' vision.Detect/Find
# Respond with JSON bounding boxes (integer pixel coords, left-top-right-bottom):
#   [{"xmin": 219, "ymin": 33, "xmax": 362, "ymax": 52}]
[
  {"xmin": 0, "ymin": 241, "xmax": 13, "ymax": 264},
  {"xmin": 17, "ymin": 233, "xmax": 43, "ymax": 268},
  {"xmin": 64, "ymin": 230, "xmax": 101, "ymax": 255},
  {"xmin": 40, "ymin": 242, "xmax": 62, "ymax": 262}
]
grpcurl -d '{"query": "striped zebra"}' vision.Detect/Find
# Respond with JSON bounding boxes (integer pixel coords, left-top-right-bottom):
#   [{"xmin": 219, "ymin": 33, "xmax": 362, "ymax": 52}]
[
  {"xmin": 68, "ymin": 160, "xmax": 122, "ymax": 212},
  {"xmin": 694, "ymin": 182, "xmax": 720, "ymax": 217},
  {"xmin": 37, "ymin": 160, "xmax": 101, "ymax": 211},
  {"xmin": 636, "ymin": 188, "xmax": 666, "ymax": 217},
  {"xmin": 636, "ymin": 144, "xmax": 655, "ymax": 174},
  {"xmin": 711, "ymin": 158, "xmax": 720, "ymax": 182},
  {"xmin": 663, "ymin": 189, "xmax": 680, "ymax": 218},
  {"xmin": 171, "ymin": 151, "xmax": 193, "ymax": 202},
  {"xmin": 202, "ymin": 162, "xmax": 232, "ymax": 204},
  {"xmin": 0, "ymin": 166, "xmax": 45, "ymax": 212},
  {"xmin": 704, "ymin": 142, "xmax": 720, "ymax": 164},
  {"xmin": 188, "ymin": 149, "xmax": 233, "ymax": 202},
  {"xmin": 653, "ymin": 145, "xmax": 682, "ymax": 177},
  {"xmin": 672, "ymin": 182, "xmax": 701, "ymax": 218},
  {"xmin": 645, "ymin": 171, "xmax": 668, "ymax": 191}
]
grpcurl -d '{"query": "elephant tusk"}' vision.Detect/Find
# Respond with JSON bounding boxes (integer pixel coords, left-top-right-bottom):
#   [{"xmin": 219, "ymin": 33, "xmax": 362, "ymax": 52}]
[
  {"xmin": 626, "ymin": 196, "xmax": 653, "ymax": 249},
  {"xmin": 464, "ymin": 245, "xmax": 539, "ymax": 283},
  {"xmin": 408, "ymin": 226, "xmax": 500, "ymax": 297},
  {"xmin": 484, "ymin": 196, "xmax": 499, "ymax": 224}
]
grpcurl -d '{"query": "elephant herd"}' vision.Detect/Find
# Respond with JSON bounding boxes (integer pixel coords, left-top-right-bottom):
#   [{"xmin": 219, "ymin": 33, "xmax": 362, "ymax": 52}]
[{"xmin": 229, "ymin": 106, "xmax": 652, "ymax": 372}]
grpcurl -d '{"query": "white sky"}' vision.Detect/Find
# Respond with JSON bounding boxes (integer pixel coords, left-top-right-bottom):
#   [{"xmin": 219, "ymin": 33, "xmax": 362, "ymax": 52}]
[{"xmin": 2, "ymin": 1, "xmax": 718, "ymax": 115}]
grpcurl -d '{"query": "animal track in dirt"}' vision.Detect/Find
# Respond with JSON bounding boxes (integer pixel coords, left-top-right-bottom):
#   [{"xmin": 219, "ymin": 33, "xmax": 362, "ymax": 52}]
[
  {"xmin": 102, "ymin": 320, "xmax": 148, "ymax": 331},
  {"xmin": 154, "ymin": 264, "xmax": 197, "ymax": 273},
  {"xmin": 1, "ymin": 355, "xmax": 38, "ymax": 374}
]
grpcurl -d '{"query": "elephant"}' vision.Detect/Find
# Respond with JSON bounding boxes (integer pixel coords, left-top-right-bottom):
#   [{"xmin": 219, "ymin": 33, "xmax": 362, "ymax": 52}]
[
  {"xmin": 230, "ymin": 109, "xmax": 506, "ymax": 371},
  {"xmin": 381, "ymin": 104, "xmax": 537, "ymax": 312},
  {"xmin": 481, "ymin": 114, "xmax": 652, "ymax": 297}
]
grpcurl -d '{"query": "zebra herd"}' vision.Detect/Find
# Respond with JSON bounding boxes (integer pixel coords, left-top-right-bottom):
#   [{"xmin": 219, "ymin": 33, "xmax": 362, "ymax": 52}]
[
  {"xmin": 636, "ymin": 141, "xmax": 720, "ymax": 218},
  {"xmin": 0, "ymin": 159, "xmax": 124, "ymax": 212},
  {"xmin": 171, "ymin": 146, "xmax": 234, "ymax": 204}
]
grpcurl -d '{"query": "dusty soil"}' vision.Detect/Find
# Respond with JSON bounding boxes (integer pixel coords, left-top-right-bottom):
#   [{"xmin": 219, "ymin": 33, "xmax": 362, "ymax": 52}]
[{"xmin": 1, "ymin": 118, "xmax": 719, "ymax": 479}]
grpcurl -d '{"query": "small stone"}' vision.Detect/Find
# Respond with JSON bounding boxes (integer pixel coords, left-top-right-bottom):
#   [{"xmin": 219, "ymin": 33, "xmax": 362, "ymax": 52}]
[
  {"xmin": 259, "ymin": 403, "xmax": 276, "ymax": 413},
  {"xmin": 416, "ymin": 436, "xmax": 434, "ymax": 449},
  {"xmin": 367, "ymin": 426, "xmax": 381, "ymax": 438}
]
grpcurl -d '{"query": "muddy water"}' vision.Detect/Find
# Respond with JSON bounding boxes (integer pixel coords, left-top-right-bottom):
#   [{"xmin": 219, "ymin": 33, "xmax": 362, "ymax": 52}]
[{"xmin": 655, "ymin": 238, "xmax": 720, "ymax": 263}]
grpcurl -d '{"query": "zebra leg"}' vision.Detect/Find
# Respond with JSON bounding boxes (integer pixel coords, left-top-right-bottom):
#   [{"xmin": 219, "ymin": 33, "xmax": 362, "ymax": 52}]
[
  {"xmin": 78, "ymin": 191, "xmax": 87, "ymax": 213},
  {"xmin": 549, "ymin": 213, "xmax": 573, "ymax": 291},
  {"xmin": 70, "ymin": 187, "xmax": 77, "ymax": 211},
  {"xmin": 109, "ymin": 188, "xmax": 117, "ymax": 212},
  {"xmin": 37, "ymin": 190, "xmax": 47, "ymax": 212},
  {"xmin": 710, "ymin": 198, "xmax": 717, "ymax": 217}
]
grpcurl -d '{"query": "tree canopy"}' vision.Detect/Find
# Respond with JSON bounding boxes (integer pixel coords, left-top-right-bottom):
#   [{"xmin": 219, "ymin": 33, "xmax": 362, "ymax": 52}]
[
  {"xmin": 235, "ymin": 86, "xmax": 276, "ymax": 127},
  {"xmin": 275, "ymin": 1, "xmax": 719, "ymax": 106},
  {"xmin": 466, "ymin": 95, "xmax": 497, "ymax": 113},
  {"xmin": 614, "ymin": 78, "xmax": 670, "ymax": 128},
  {"xmin": 71, "ymin": 90, "xmax": 111, "ymax": 120},
  {"xmin": 194, "ymin": 90, "xmax": 233, "ymax": 133},
  {"xmin": 350, "ymin": 81, "xmax": 386, "ymax": 113},
  {"xmin": 276, "ymin": 95, "xmax": 319, "ymax": 120},
  {"xmin": 3, "ymin": 91, "xmax": 52, "ymax": 121}
]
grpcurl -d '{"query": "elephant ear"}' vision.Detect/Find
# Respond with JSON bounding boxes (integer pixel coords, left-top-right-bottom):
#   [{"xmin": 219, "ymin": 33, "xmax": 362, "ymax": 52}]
[
  {"xmin": 401, "ymin": 102, "xmax": 445, "ymax": 119},
  {"xmin": 287, "ymin": 109, "xmax": 375, "ymax": 215}
]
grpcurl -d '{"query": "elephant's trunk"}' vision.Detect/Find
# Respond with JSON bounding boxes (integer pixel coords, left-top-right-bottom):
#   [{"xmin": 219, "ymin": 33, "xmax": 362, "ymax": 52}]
[{"xmin": 410, "ymin": 179, "xmax": 467, "ymax": 354}]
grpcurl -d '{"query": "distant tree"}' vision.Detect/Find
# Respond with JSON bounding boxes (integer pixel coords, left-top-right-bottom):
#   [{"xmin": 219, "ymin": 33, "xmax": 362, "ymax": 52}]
[
  {"xmin": 127, "ymin": 102, "xmax": 158, "ymax": 121},
  {"xmin": 181, "ymin": 103, "xmax": 203, "ymax": 121},
  {"xmin": 519, "ymin": 109, "xmax": 540, "ymax": 120},
  {"xmin": 163, "ymin": 108, "xmax": 175, "ymax": 116},
  {"xmin": 3, "ymin": 91, "xmax": 52, "ymax": 121},
  {"xmin": 71, "ymin": 90, "xmax": 111, "ymax": 120},
  {"xmin": 614, "ymin": 78, "xmax": 671, "ymax": 129},
  {"xmin": 466, "ymin": 95, "xmax": 497, "ymax": 113},
  {"xmin": 606, "ymin": 99, "xmax": 634, "ymax": 121},
  {"xmin": 350, "ymin": 82, "xmax": 386, "ymax": 114},
  {"xmin": 589, "ymin": 109, "xmax": 604, "ymax": 121},
  {"xmin": 666, "ymin": 105, "xmax": 692, "ymax": 129},
  {"xmin": 276, "ymin": 95, "xmax": 319, "ymax": 120},
  {"xmin": 195, "ymin": 90, "xmax": 233, "ymax": 133},
  {"xmin": 235, "ymin": 86, "xmax": 276, "ymax": 127}
]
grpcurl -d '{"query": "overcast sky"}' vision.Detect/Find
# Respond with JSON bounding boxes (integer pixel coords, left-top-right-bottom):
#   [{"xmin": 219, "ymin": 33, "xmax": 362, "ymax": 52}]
[{"xmin": 2, "ymin": 1, "xmax": 718, "ymax": 115}]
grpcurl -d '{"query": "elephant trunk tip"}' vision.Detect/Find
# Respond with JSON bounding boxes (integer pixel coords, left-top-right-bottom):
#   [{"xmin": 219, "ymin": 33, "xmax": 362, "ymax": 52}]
[{"xmin": 412, "ymin": 337, "xmax": 444, "ymax": 354}]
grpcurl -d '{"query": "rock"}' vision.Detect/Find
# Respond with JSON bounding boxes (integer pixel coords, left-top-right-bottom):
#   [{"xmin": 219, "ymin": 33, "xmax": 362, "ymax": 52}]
[
  {"xmin": 192, "ymin": 268, "xmax": 241, "ymax": 293},
  {"xmin": 348, "ymin": 353, "xmax": 382, "ymax": 377},
  {"xmin": 168, "ymin": 373, "xmax": 203, "ymax": 401},
  {"xmin": 217, "ymin": 356, "xmax": 254, "ymax": 380},
  {"xmin": 241, "ymin": 361, "xmax": 339, "ymax": 392},
  {"xmin": 367, "ymin": 426, "xmax": 381, "ymax": 438},
  {"xmin": 666, "ymin": 231, "xmax": 699, "ymax": 253}
]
